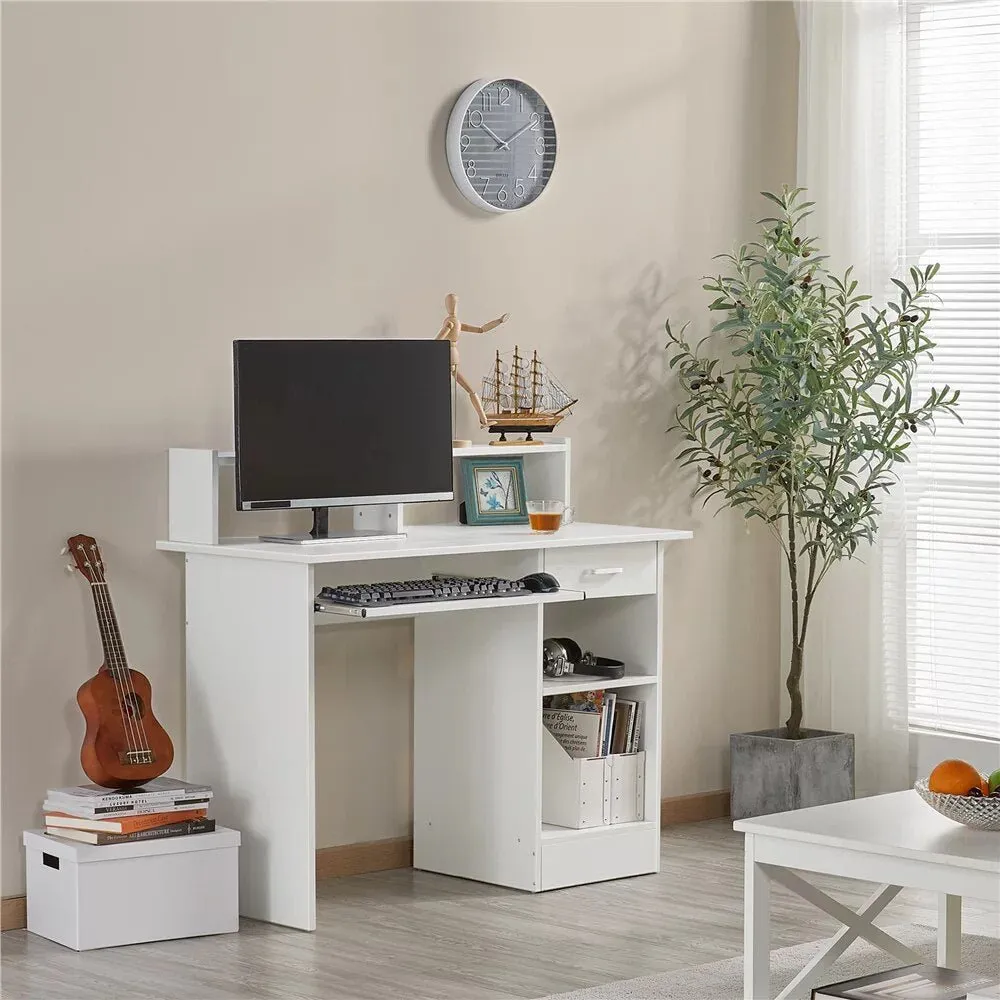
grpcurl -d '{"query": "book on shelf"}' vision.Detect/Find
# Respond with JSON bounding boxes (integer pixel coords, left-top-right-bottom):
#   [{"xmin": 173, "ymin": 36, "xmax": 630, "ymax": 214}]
[
  {"xmin": 542, "ymin": 707, "xmax": 603, "ymax": 758},
  {"xmin": 43, "ymin": 777, "xmax": 213, "ymax": 817},
  {"xmin": 543, "ymin": 690, "xmax": 642, "ymax": 759},
  {"xmin": 612, "ymin": 700, "xmax": 637, "ymax": 755},
  {"xmin": 42, "ymin": 796, "xmax": 211, "ymax": 818},
  {"xmin": 812, "ymin": 964, "xmax": 999, "ymax": 1000},
  {"xmin": 45, "ymin": 818, "xmax": 216, "ymax": 847},
  {"xmin": 45, "ymin": 777, "xmax": 212, "ymax": 808},
  {"xmin": 44, "ymin": 808, "xmax": 208, "ymax": 834},
  {"xmin": 630, "ymin": 701, "xmax": 645, "ymax": 752}
]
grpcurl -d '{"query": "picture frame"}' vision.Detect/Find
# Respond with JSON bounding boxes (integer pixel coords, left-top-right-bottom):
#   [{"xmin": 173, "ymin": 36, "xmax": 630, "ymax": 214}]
[{"xmin": 459, "ymin": 457, "xmax": 529, "ymax": 526}]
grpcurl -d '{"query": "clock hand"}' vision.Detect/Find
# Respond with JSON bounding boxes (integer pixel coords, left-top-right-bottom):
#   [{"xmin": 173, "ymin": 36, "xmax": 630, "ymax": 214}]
[
  {"xmin": 501, "ymin": 120, "xmax": 537, "ymax": 148},
  {"xmin": 478, "ymin": 122, "xmax": 507, "ymax": 149}
]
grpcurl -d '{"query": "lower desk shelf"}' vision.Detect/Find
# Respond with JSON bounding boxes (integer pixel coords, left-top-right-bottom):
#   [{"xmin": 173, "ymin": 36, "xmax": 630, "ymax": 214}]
[
  {"xmin": 542, "ymin": 674, "xmax": 657, "ymax": 695},
  {"xmin": 539, "ymin": 820, "xmax": 659, "ymax": 890}
]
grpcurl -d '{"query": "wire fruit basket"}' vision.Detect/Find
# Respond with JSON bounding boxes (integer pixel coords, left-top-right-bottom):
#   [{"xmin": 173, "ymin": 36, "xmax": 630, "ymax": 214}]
[{"xmin": 915, "ymin": 779, "xmax": 1000, "ymax": 832}]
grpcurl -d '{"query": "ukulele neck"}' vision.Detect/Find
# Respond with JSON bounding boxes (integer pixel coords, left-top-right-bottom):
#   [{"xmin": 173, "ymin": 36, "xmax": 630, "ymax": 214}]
[{"xmin": 90, "ymin": 582, "xmax": 129, "ymax": 677}]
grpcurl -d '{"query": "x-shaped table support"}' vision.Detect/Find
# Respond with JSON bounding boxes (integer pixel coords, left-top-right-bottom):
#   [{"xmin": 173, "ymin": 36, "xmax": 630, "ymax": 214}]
[
  {"xmin": 744, "ymin": 857, "xmax": 963, "ymax": 999},
  {"xmin": 765, "ymin": 870, "xmax": 920, "ymax": 1000}
]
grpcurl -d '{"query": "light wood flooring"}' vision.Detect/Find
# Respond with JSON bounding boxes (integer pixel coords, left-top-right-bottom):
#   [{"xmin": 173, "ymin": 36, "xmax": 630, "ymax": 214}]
[{"xmin": 2, "ymin": 820, "xmax": 998, "ymax": 1000}]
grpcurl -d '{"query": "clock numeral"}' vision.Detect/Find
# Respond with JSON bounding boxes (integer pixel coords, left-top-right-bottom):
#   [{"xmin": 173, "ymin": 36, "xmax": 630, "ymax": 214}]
[
  {"xmin": 498, "ymin": 86, "xmax": 511, "ymax": 107},
  {"xmin": 466, "ymin": 160, "xmax": 477, "ymax": 178},
  {"xmin": 468, "ymin": 109, "xmax": 484, "ymax": 129},
  {"xmin": 497, "ymin": 184, "xmax": 508, "ymax": 204},
  {"xmin": 519, "ymin": 91, "xmax": 526, "ymax": 113},
  {"xmin": 461, "ymin": 135, "xmax": 471, "ymax": 152},
  {"xmin": 515, "ymin": 178, "xmax": 526, "ymax": 198},
  {"xmin": 481, "ymin": 177, "xmax": 490, "ymax": 197},
  {"xmin": 482, "ymin": 90, "xmax": 492, "ymax": 112},
  {"xmin": 535, "ymin": 136, "xmax": 545, "ymax": 155},
  {"xmin": 529, "ymin": 113, "xmax": 540, "ymax": 131},
  {"xmin": 527, "ymin": 164, "xmax": 538, "ymax": 181}
]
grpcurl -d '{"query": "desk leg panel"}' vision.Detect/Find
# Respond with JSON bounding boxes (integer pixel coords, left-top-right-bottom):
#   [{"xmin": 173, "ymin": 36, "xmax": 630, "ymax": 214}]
[
  {"xmin": 184, "ymin": 554, "xmax": 316, "ymax": 930},
  {"xmin": 413, "ymin": 604, "xmax": 542, "ymax": 891}
]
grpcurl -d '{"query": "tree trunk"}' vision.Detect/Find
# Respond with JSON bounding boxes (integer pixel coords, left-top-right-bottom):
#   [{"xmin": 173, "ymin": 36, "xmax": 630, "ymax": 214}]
[
  {"xmin": 784, "ymin": 643, "xmax": 804, "ymax": 739},
  {"xmin": 784, "ymin": 492, "xmax": 803, "ymax": 740}
]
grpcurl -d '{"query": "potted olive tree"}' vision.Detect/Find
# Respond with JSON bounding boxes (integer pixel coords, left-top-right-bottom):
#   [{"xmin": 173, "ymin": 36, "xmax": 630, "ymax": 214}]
[{"xmin": 666, "ymin": 188, "xmax": 960, "ymax": 819}]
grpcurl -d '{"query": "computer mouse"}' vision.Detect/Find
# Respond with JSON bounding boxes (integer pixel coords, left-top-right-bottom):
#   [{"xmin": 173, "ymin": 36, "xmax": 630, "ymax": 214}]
[{"xmin": 520, "ymin": 572, "xmax": 560, "ymax": 594}]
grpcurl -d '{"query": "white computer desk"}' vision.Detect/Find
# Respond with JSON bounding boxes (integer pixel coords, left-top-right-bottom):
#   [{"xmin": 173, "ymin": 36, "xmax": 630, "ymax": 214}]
[{"xmin": 159, "ymin": 456, "xmax": 691, "ymax": 930}]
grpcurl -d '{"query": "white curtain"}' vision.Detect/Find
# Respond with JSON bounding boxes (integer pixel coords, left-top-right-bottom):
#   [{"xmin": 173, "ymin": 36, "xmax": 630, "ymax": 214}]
[{"xmin": 790, "ymin": 0, "xmax": 910, "ymax": 796}]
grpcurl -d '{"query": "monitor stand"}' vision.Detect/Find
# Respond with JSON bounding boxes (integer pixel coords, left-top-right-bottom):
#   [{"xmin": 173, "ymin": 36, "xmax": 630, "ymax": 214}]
[{"xmin": 260, "ymin": 506, "xmax": 407, "ymax": 545}]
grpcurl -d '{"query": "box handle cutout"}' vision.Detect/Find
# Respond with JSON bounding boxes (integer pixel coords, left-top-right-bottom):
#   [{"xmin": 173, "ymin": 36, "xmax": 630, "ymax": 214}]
[{"xmin": 42, "ymin": 853, "xmax": 60, "ymax": 870}]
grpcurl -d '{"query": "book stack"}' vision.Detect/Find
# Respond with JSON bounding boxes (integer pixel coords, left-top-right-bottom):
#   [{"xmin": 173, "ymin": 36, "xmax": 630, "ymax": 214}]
[
  {"xmin": 42, "ymin": 777, "xmax": 214, "ymax": 846},
  {"xmin": 542, "ymin": 690, "xmax": 643, "ymax": 759}
]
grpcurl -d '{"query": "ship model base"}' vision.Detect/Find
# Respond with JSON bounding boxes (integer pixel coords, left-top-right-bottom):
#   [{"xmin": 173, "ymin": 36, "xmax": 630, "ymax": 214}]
[{"xmin": 485, "ymin": 418, "xmax": 561, "ymax": 445}]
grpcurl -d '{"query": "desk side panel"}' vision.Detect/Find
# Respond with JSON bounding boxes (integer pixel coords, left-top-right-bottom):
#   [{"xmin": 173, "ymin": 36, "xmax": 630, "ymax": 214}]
[
  {"xmin": 413, "ymin": 604, "xmax": 542, "ymax": 890},
  {"xmin": 185, "ymin": 554, "xmax": 316, "ymax": 930}
]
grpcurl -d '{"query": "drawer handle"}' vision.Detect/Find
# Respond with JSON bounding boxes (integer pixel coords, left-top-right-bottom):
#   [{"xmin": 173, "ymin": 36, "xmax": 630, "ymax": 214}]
[{"xmin": 583, "ymin": 567, "xmax": 624, "ymax": 577}]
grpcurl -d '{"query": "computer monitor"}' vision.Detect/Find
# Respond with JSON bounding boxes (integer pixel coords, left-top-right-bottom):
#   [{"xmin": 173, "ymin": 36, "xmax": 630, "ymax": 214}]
[{"xmin": 233, "ymin": 339, "xmax": 454, "ymax": 542}]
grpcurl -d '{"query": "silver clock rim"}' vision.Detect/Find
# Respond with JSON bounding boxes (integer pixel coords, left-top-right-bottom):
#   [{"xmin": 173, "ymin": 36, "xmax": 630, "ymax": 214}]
[{"xmin": 445, "ymin": 77, "xmax": 556, "ymax": 214}]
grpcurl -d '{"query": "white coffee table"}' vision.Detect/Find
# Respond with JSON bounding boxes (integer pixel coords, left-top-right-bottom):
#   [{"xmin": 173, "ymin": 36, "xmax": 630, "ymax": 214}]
[{"xmin": 734, "ymin": 791, "xmax": 1000, "ymax": 1000}]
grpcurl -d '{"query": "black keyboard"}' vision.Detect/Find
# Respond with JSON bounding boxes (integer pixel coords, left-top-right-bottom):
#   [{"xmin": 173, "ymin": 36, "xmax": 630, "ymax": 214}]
[{"xmin": 315, "ymin": 575, "xmax": 531, "ymax": 614}]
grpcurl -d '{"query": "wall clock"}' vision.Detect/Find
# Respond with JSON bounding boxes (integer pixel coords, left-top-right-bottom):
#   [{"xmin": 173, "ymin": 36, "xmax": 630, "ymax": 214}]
[{"xmin": 446, "ymin": 78, "xmax": 557, "ymax": 213}]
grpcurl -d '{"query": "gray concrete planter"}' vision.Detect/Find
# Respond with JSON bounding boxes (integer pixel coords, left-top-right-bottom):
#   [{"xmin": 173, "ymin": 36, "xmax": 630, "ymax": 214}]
[{"xmin": 730, "ymin": 728, "xmax": 855, "ymax": 820}]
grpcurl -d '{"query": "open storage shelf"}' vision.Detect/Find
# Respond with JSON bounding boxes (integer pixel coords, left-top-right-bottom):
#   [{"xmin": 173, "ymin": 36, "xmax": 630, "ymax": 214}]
[
  {"xmin": 541, "ymin": 820, "xmax": 655, "ymax": 842},
  {"xmin": 542, "ymin": 674, "xmax": 657, "ymax": 695}
]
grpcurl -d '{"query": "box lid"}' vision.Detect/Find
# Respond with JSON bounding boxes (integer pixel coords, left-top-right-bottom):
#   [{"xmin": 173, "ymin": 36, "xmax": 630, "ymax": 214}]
[{"xmin": 23, "ymin": 826, "xmax": 240, "ymax": 863}]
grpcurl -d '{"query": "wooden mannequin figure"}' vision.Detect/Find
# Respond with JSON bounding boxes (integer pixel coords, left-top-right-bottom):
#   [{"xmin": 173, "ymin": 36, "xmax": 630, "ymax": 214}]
[{"xmin": 435, "ymin": 293, "xmax": 509, "ymax": 444}]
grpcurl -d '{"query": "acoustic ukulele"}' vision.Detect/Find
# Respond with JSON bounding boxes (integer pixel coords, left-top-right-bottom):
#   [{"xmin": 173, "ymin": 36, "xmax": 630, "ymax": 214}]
[{"xmin": 66, "ymin": 534, "xmax": 174, "ymax": 788}]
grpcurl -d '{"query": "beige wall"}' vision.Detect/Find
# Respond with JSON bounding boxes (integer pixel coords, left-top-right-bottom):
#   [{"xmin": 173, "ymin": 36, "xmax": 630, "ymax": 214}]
[{"xmin": 1, "ymin": 1, "xmax": 795, "ymax": 896}]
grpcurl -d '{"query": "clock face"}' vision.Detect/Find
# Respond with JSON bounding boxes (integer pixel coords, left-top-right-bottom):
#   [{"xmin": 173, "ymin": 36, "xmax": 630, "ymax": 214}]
[{"xmin": 446, "ymin": 79, "xmax": 557, "ymax": 213}]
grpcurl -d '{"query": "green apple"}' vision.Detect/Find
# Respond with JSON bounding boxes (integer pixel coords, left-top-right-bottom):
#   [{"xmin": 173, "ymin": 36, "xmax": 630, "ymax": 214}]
[{"xmin": 988, "ymin": 769, "xmax": 1000, "ymax": 795}]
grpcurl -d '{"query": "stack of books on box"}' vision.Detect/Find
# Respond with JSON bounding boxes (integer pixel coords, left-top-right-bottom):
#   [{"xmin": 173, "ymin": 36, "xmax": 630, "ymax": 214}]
[
  {"xmin": 542, "ymin": 689, "xmax": 643, "ymax": 759},
  {"xmin": 42, "ymin": 777, "xmax": 214, "ymax": 846}
]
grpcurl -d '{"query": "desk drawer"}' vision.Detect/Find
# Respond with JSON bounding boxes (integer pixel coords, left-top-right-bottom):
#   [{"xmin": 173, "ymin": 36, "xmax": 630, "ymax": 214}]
[{"xmin": 544, "ymin": 543, "xmax": 657, "ymax": 598}]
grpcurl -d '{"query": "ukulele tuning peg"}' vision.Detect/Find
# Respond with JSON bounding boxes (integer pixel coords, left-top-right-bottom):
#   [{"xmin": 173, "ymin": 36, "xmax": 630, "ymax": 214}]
[
  {"xmin": 60, "ymin": 545, "xmax": 69, "ymax": 555},
  {"xmin": 65, "ymin": 564, "xmax": 77, "ymax": 574}
]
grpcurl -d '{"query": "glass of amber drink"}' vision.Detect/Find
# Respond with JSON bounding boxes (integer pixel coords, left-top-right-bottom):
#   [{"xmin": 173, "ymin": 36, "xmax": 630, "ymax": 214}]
[{"xmin": 527, "ymin": 500, "xmax": 564, "ymax": 533}]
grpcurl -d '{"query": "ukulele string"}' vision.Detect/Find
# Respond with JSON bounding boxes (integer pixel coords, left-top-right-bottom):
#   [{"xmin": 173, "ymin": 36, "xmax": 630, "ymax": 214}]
[
  {"xmin": 94, "ymin": 583, "xmax": 148, "ymax": 751},
  {"xmin": 85, "ymin": 559, "xmax": 138, "ymax": 754},
  {"xmin": 89, "ymin": 545, "xmax": 151, "ymax": 754}
]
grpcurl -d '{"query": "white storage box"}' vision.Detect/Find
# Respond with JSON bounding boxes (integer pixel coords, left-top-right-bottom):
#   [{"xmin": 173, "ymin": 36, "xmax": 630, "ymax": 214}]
[
  {"xmin": 24, "ymin": 827, "xmax": 240, "ymax": 950},
  {"xmin": 542, "ymin": 727, "xmax": 645, "ymax": 829}
]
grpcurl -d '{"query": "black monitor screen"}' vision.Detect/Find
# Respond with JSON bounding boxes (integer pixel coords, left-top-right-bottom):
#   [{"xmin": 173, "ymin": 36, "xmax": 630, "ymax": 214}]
[{"xmin": 234, "ymin": 339, "xmax": 454, "ymax": 508}]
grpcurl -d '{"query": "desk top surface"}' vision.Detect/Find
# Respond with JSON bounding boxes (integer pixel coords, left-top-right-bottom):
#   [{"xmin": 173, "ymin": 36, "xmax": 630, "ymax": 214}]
[
  {"xmin": 157, "ymin": 521, "xmax": 692, "ymax": 564},
  {"xmin": 734, "ymin": 791, "xmax": 1000, "ymax": 872}
]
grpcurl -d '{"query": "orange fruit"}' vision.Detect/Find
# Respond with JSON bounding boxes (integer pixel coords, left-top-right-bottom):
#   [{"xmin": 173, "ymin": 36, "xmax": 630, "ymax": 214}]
[{"xmin": 928, "ymin": 759, "xmax": 986, "ymax": 796}]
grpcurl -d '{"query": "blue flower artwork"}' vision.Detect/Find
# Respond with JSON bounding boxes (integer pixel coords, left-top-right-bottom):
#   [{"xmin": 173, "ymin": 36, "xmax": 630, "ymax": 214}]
[
  {"xmin": 475, "ymin": 468, "xmax": 516, "ymax": 513},
  {"xmin": 460, "ymin": 457, "xmax": 528, "ymax": 526}
]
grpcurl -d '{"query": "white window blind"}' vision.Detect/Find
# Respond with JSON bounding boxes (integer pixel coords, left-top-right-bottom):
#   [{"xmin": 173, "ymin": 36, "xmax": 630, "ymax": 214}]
[{"xmin": 903, "ymin": 0, "xmax": 1000, "ymax": 739}]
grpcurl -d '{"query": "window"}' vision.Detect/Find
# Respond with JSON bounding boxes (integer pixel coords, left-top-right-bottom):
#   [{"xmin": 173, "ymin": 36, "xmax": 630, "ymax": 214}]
[{"xmin": 903, "ymin": 1, "xmax": 1000, "ymax": 738}]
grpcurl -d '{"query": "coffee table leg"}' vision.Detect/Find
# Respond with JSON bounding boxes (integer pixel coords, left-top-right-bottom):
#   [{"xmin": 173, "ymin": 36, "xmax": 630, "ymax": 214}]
[
  {"xmin": 937, "ymin": 894, "xmax": 962, "ymax": 969},
  {"xmin": 744, "ymin": 834, "xmax": 771, "ymax": 1000}
]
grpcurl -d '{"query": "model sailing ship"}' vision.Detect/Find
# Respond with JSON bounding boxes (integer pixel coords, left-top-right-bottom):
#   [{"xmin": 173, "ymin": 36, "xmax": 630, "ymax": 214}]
[{"xmin": 481, "ymin": 347, "xmax": 577, "ymax": 444}]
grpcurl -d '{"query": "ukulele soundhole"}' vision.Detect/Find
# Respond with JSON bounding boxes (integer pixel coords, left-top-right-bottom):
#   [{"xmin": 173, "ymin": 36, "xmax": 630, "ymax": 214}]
[{"xmin": 121, "ymin": 691, "xmax": 145, "ymax": 720}]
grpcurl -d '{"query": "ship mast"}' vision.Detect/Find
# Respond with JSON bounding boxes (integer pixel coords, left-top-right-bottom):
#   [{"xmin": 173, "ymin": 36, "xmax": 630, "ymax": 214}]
[
  {"xmin": 531, "ymin": 351, "xmax": 540, "ymax": 413},
  {"xmin": 512, "ymin": 346, "xmax": 521, "ymax": 412},
  {"xmin": 493, "ymin": 350, "xmax": 502, "ymax": 411}
]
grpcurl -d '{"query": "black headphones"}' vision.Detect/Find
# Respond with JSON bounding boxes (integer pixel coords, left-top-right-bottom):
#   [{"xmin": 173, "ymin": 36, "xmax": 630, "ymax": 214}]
[{"xmin": 542, "ymin": 637, "xmax": 626, "ymax": 680}]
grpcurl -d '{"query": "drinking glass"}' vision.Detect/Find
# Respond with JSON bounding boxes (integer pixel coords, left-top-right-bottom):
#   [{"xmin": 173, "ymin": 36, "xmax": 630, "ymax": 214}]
[{"xmin": 527, "ymin": 500, "xmax": 565, "ymax": 533}]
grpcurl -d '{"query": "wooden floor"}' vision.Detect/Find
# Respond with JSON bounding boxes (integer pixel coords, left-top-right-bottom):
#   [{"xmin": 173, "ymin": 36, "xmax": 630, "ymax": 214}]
[{"xmin": 2, "ymin": 820, "xmax": 997, "ymax": 1000}]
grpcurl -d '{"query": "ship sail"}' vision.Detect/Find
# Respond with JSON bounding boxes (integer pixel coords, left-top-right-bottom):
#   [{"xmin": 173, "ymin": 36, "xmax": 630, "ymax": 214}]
[{"xmin": 481, "ymin": 348, "xmax": 575, "ymax": 417}]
